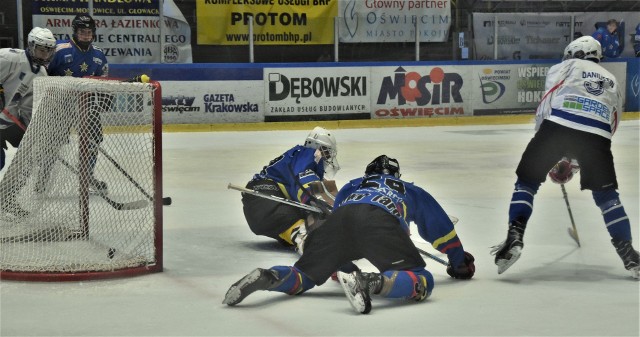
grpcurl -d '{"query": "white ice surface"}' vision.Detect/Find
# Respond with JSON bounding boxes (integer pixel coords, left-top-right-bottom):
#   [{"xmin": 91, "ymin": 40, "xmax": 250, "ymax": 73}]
[{"xmin": 1, "ymin": 121, "xmax": 639, "ymax": 336}]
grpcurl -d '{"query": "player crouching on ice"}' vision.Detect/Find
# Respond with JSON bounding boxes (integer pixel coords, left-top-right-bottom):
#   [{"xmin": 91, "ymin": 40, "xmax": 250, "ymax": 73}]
[
  {"xmin": 241, "ymin": 126, "xmax": 340, "ymax": 254},
  {"xmin": 491, "ymin": 36, "xmax": 640, "ymax": 280},
  {"xmin": 224, "ymin": 155, "xmax": 475, "ymax": 314}
]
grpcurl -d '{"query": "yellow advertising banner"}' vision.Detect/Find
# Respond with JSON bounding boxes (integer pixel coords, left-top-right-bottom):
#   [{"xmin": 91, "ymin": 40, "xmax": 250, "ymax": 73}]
[{"xmin": 196, "ymin": 0, "xmax": 337, "ymax": 45}]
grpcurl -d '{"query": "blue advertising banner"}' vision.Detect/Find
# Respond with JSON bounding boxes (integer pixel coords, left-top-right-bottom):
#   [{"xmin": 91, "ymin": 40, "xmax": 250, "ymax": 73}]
[{"xmin": 626, "ymin": 58, "xmax": 640, "ymax": 112}]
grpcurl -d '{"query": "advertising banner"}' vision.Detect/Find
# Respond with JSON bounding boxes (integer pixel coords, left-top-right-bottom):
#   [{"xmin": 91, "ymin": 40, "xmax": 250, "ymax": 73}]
[
  {"xmin": 472, "ymin": 63, "xmax": 552, "ymax": 115},
  {"xmin": 470, "ymin": 61, "xmax": 627, "ymax": 116},
  {"xmin": 371, "ymin": 65, "xmax": 472, "ymax": 119},
  {"xmin": 32, "ymin": 0, "xmax": 192, "ymax": 64},
  {"xmin": 162, "ymin": 81, "xmax": 264, "ymax": 124},
  {"xmin": 473, "ymin": 13, "xmax": 571, "ymax": 60},
  {"xmin": 626, "ymin": 59, "xmax": 640, "ymax": 112},
  {"xmin": 338, "ymin": 0, "xmax": 451, "ymax": 43},
  {"xmin": 473, "ymin": 12, "xmax": 640, "ymax": 60},
  {"xmin": 264, "ymin": 67, "xmax": 370, "ymax": 121},
  {"xmin": 196, "ymin": 0, "xmax": 336, "ymax": 45}
]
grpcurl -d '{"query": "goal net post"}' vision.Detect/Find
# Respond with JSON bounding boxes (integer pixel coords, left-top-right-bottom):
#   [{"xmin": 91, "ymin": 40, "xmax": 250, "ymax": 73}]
[{"xmin": 0, "ymin": 76, "xmax": 163, "ymax": 281}]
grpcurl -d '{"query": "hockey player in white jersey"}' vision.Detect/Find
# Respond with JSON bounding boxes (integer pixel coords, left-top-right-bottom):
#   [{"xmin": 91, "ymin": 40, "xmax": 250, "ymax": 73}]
[
  {"xmin": 491, "ymin": 36, "xmax": 639, "ymax": 279},
  {"xmin": 0, "ymin": 27, "xmax": 56, "ymax": 216},
  {"xmin": 0, "ymin": 27, "xmax": 55, "ymax": 140}
]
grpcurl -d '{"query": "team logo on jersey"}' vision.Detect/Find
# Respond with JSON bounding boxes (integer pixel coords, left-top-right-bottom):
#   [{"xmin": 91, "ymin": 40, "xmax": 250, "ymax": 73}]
[
  {"xmin": 582, "ymin": 71, "xmax": 614, "ymax": 96},
  {"xmin": 583, "ymin": 80, "xmax": 605, "ymax": 96},
  {"xmin": 64, "ymin": 54, "xmax": 73, "ymax": 64}
]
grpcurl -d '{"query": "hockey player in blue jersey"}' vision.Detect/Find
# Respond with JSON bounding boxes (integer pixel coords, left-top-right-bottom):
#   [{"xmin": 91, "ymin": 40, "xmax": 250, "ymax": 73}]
[
  {"xmin": 48, "ymin": 14, "xmax": 108, "ymax": 78},
  {"xmin": 42, "ymin": 14, "xmax": 108, "ymax": 193},
  {"xmin": 591, "ymin": 19, "xmax": 623, "ymax": 59},
  {"xmin": 241, "ymin": 126, "xmax": 340, "ymax": 252},
  {"xmin": 224, "ymin": 155, "xmax": 475, "ymax": 314},
  {"xmin": 491, "ymin": 36, "xmax": 639, "ymax": 279}
]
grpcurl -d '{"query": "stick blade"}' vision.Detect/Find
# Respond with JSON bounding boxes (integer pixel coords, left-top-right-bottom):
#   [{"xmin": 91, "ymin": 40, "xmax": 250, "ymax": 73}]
[
  {"xmin": 568, "ymin": 227, "xmax": 581, "ymax": 247},
  {"xmin": 116, "ymin": 199, "xmax": 150, "ymax": 210}
]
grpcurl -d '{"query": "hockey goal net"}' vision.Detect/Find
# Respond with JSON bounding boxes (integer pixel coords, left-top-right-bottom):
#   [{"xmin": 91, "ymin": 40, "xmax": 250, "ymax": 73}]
[{"xmin": 0, "ymin": 76, "xmax": 162, "ymax": 281}]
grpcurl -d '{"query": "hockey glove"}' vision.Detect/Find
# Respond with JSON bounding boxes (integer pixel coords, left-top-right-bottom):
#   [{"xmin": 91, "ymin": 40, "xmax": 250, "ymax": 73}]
[
  {"xmin": 548, "ymin": 157, "xmax": 580, "ymax": 184},
  {"xmin": 446, "ymin": 252, "xmax": 475, "ymax": 280}
]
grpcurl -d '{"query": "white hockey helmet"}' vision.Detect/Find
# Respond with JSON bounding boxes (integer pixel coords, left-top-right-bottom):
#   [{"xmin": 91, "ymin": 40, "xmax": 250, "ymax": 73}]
[
  {"xmin": 304, "ymin": 126, "xmax": 340, "ymax": 177},
  {"xmin": 563, "ymin": 36, "xmax": 602, "ymax": 62},
  {"xmin": 27, "ymin": 27, "xmax": 56, "ymax": 66}
]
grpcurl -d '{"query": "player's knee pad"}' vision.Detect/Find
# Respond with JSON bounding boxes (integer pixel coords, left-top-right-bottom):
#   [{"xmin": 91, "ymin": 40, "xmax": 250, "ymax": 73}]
[
  {"xmin": 379, "ymin": 269, "xmax": 434, "ymax": 302},
  {"xmin": 268, "ymin": 266, "xmax": 315, "ymax": 295},
  {"xmin": 509, "ymin": 179, "xmax": 540, "ymax": 223}
]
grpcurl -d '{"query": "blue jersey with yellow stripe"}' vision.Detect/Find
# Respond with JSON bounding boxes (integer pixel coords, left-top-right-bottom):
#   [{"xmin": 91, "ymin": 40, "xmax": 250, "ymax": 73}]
[
  {"xmin": 252, "ymin": 145, "xmax": 324, "ymax": 204},
  {"xmin": 334, "ymin": 174, "xmax": 465, "ymax": 267}
]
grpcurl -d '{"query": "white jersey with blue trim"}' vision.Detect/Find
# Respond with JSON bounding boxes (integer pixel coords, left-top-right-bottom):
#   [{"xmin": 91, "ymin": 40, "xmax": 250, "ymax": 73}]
[
  {"xmin": 535, "ymin": 58, "xmax": 622, "ymax": 139},
  {"xmin": 0, "ymin": 48, "xmax": 48, "ymax": 129}
]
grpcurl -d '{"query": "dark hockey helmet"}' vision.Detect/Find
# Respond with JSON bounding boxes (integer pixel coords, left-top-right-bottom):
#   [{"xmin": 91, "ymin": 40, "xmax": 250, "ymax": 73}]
[
  {"xmin": 72, "ymin": 14, "xmax": 96, "ymax": 48},
  {"xmin": 365, "ymin": 155, "xmax": 401, "ymax": 178}
]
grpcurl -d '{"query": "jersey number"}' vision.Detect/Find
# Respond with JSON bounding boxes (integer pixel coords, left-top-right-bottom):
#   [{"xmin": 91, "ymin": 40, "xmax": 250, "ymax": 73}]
[{"xmin": 361, "ymin": 175, "xmax": 406, "ymax": 194}]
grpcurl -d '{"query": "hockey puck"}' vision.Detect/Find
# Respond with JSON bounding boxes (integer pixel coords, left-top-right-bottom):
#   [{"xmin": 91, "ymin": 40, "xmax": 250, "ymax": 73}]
[
  {"xmin": 163, "ymin": 197, "xmax": 172, "ymax": 206},
  {"xmin": 108, "ymin": 248, "xmax": 116, "ymax": 259}
]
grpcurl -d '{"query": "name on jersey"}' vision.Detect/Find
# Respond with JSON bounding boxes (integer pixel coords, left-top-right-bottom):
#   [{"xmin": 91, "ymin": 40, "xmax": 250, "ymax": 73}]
[{"xmin": 581, "ymin": 72, "xmax": 614, "ymax": 88}]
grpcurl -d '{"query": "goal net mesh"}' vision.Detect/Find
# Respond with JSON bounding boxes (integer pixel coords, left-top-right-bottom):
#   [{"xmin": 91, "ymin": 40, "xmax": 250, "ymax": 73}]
[{"xmin": 0, "ymin": 77, "xmax": 161, "ymax": 275}]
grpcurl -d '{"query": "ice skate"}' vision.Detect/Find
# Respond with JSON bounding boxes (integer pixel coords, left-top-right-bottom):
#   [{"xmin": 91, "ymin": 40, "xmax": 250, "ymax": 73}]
[
  {"xmin": 337, "ymin": 270, "xmax": 373, "ymax": 314},
  {"xmin": 612, "ymin": 239, "xmax": 640, "ymax": 280},
  {"xmin": 223, "ymin": 268, "xmax": 279, "ymax": 306},
  {"xmin": 491, "ymin": 220, "xmax": 526, "ymax": 274}
]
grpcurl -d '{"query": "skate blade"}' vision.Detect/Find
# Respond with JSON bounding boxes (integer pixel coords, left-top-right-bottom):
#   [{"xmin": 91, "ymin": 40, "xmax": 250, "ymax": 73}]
[
  {"xmin": 630, "ymin": 266, "xmax": 640, "ymax": 281},
  {"xmin": 496, "ymin": 246, "xmax": 522, "ymax": 274},
  {"xmin": 337, "ymin": 271, "xmax": 371, "ymax": 314},
  {"xmin": 223, "ymin": 269, "xmax": 263, "ymax": 306}
]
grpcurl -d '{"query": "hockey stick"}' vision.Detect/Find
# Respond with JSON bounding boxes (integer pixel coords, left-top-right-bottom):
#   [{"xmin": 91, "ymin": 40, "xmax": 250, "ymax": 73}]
[
  {"xmin": 228, "ymin": 182, "xmax": 460, "ymax": 225},
  {"xmin": 87, "ymin": 74, "xmax": 171, "ymax": 206},
  {"xmin": 92, "ymin": 142, "xmax": 171, "ymax": 206},
  {"xmin": 228, "ymin": 183, "xmax": 323, "ymax": 213},
  {"xmin": 561, "ymin": 184, "xmax": 581, "ymax": 247},
  {"xmin": 231, "ymin": 181, "xmax": 456, "ymax": 267},
  {"xmin": 55, "ymin": 158, "xmax": 149, "ymax": 211},
  {"xmin": 1, "ymin": 107, "xmax": 148, "ymax": 211},
  {"xmin": 415, "ymin": 246, "xmax": 450, "ymax": 267}
]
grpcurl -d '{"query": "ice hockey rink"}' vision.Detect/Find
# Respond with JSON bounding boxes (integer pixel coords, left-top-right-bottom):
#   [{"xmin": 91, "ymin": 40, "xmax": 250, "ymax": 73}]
[{"xmin": 1, "ymin": 119, "xmax": 639, "ymax": 336}]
